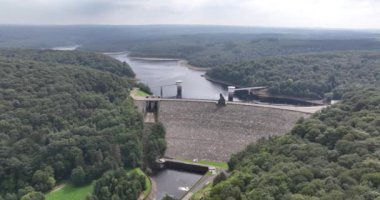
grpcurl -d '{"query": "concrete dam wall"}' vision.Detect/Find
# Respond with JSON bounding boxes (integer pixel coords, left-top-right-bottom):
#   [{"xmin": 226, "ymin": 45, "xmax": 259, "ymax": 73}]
[{"xmin": 135, "ymin": 99, "xmax": 312, "ymax": 161}]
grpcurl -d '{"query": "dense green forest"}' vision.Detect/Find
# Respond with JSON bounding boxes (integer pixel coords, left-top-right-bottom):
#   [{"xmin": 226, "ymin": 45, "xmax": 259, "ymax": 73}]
[
  {"xmin": 203, "ymin": 88, "xmax": 380, "ymax": 200},
  {"xmin": 207, "ymin": 51, "xmax": 380, "ymax": 99},
  {"xmin": 0, "ymin": 49, "xmax": 135, "ymax": 77},
  {"xmin": 2, "ymin": 25, "xmax": 379, "ymax": 100},
  {"xmin": 0, "ymin": 50, "xmax": 165, "ymax": 200},
  {"xmin": 88, "ymin": 169, "xmax": 145, "ymax": 200},
  {"xmin": 127, "ymin": 37, "xmax": 380, "ymax": 69},
  {"xmin": 1, "ymin": 25, "xmax": 380, "ymax": 69}
]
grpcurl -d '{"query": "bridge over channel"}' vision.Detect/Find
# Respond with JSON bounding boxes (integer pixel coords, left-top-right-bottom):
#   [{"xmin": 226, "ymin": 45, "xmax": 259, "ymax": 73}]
[{"xmin": 131, "ymin": 87, "xmax": 325, "ymax": 161}]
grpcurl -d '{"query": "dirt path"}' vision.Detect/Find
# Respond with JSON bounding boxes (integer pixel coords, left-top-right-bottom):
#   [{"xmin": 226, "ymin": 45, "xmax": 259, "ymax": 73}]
[{"xmin": 50, "ymin": 184, "xmax": 66, "ymax": 193}]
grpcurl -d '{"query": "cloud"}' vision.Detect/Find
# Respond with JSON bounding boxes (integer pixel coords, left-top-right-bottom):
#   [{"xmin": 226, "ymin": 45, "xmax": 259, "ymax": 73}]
[{"xmin": 0, "ymin": 0, "xmax": 379, "ymax": 29}]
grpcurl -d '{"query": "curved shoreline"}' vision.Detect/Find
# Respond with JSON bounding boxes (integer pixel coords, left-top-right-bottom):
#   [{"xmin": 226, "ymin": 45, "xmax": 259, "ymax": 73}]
[
  {"xmin": 105, "ymin": 51, "xmax": 211, "ymax": 72},
  {"xmin": 108, "ymin": 51, "xmax": 326, "ymax": 106},
  {"xmin": 178, "ymin": 60, "xmax": 210, "ymax": 71},
  {"xmin": 203, "ymin": 74, "xmax": 241, "ymax": 87},
  {"xmin": 130, "ymin": 56, "xmax": 210, "ymax": 72}
]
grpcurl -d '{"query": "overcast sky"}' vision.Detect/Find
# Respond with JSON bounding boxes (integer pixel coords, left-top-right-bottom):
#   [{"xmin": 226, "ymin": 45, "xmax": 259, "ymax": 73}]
[{"xmin": 0, "ymin": 0, "xmax": 379, "ymax": 29}]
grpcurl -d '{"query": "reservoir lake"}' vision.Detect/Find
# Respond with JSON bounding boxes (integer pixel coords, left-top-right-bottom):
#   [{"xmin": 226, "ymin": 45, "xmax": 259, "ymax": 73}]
[{"xmin": 110, "ymin": 52, "xmax": 229, "ymax": 100}]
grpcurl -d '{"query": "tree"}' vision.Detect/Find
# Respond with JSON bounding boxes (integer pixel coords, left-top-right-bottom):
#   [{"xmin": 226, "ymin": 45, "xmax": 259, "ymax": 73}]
[
  {"xmin": 31, "ymin": 168, "xmax": 55, "ymax": 192},
  {"xmin": 213, "ymin": 172, "xmax": 227, "ymax": 186},
  {"xmin": 71, "ymin": 167, "xmax": 86, "ymax": 186},
  {"xmin": 20, "ymin": 192, "xmax": 45, "ymax": 200},
  {"xmin": 92, "ymin": 169, "xmax": 145, "ymax": 200}
]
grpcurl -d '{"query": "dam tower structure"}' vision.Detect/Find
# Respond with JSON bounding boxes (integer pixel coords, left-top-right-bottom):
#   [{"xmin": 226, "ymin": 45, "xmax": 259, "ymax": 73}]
[
  {"xmin": 228, "ymin": 86, "xmax": 236, "ymax": 101},
  {"xmin": 176, "ymin": 80, "xmax": 183, "ymax": 99}
]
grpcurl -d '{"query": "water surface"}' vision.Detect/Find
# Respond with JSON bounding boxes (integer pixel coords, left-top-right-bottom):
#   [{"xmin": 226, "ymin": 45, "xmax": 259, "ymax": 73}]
[
  {"xmin": 110, "ymin": 53, "xmax": 228, "ymax": 100},
  {"xmin": 51, "ymin": 45, "xmax": 81, "ymax": 51},
  {"xmin": 152, "ymin": 169, "xmax": 203, "ymax": 199}
]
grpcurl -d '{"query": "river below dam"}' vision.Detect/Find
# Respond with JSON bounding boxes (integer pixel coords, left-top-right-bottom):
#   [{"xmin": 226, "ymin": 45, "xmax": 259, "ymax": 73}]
[
  {"xmin": 109, "ymin": 52, "xmax": 229, "ymax": 100},
  {"xmin": 152, "ymin": 169, "xmax": 203, "ymax": 199}
]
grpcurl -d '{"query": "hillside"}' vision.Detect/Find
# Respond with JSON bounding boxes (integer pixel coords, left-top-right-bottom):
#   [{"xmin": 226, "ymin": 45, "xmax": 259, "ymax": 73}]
[
  {"xmin": 202, "ymin": 88, "xmax": 380, "ymax": 200},
  {"xmin": 0, "ymin": 49, "xmax": 135, "ymax": 77},
  {"xmin": 0, "ymin": 50, "xmax": 164, "ymax": 199},
  {"xmin": 207, "ymin": 51, "xmax": 380, "ymax": 99},
  {"xmin": 1, "ymin": 25, "xmax": 380, "ymax": 69}
]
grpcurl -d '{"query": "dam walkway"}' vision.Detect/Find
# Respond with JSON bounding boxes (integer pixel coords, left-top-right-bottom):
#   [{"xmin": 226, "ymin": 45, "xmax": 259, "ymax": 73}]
[{"xmin": 131, "ymin": 90, "xmax": 326, "ymax": 115}]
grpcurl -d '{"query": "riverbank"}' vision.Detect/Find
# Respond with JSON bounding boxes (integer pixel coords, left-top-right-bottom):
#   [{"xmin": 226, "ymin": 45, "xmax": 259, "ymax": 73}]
[
  {"xmin": 106, "ymin": 51, "xmax": 211, "ymax": 72},
  {"xmin": 205, "ymin": 74, "xmax": 327, "ymax": 106},
  {"xmin": 129, "ymin": 56, "xmax": 210, "ymax": 71},
  {"xmin": 178, "ymin": 60, "xmax": 210, "ymax": 71},
  {"xmin": 249, "ymin": 88, "xmax": 325, "ymax": 106},
  {"xmin": 203, "ymin": 74, "xmax": 242, "ymax": 87}
]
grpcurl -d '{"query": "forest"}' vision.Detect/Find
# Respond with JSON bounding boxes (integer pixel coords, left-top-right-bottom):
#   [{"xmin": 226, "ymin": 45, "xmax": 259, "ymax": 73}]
[
  {"xmin": 0, "ymin": 50, "xmax": 165, "ymax": 200},
  {"xmin": 1, "ymin": 25, "xmax": 380, "ymax": 200},
  {"xmin": 2, "ymin": 25, "xmax": 379, "ymax": 100},
  {"xmin": 202, "ymin": 88, "xmax": 380, "ymax": 200},
  {"xmin": 207, "ymin": 51, "xmax": 380, "ymax": 99},
  {"xmin": 1, "ymin": 25, "xmax": 380, "ymax": 70},
  {"xmin": 0, "ymin": 49, "xmax": 135, "ymax": 77}
]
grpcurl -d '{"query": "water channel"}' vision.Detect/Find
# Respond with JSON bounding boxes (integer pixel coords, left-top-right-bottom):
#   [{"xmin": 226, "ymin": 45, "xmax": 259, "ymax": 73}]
[{"xmin": 152, "ymin": 169, "xmax": 204, "ymax": 199}]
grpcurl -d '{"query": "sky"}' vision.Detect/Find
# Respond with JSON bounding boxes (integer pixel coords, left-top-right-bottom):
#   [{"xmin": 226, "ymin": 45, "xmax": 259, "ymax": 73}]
[{"xmin": 0, "ymin": 0, "xmax": 379, "ymax": 29}]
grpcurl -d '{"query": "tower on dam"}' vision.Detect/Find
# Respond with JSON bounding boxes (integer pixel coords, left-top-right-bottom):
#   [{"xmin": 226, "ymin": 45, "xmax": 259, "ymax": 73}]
[
  {"xmin": 228, "ymin": 86, "xmax": 236, "ymax": 101},
  {"xmin": 176, "ymin": 80, "xmax": 183, "ymax": 99}
]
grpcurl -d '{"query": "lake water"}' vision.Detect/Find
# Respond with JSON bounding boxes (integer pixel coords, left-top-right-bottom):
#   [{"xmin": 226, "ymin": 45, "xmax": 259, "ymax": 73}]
[
  {"xmin": 109, "ymin": 53, "xmax": 229, "ymax": 100},
  {"xmin": 51, "ymin": 45, "xmax": 81, "ymax": 51},
  {"xmin": 152, "ymin": 169, "xmax": 203, "ymax": 199}
]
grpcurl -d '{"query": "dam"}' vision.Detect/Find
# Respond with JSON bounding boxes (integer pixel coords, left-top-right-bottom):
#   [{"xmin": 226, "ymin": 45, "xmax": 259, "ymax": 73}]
[{"xmin": 133, "ymin": 96, "xmax": 323, "ymax": 162}]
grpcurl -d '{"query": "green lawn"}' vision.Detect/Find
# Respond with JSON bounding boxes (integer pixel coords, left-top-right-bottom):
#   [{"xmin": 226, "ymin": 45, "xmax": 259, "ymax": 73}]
[
  {"xmin": 181, "ymin": 159, "xmax": 228, "ymax": 170},
  {"xmin": 191, "ymin": 182, "xmax": 212, "ymax": 200},
  {"xmin": 45, "ymin": 182, "xmax": 94, "ymax": 200},
  {"xmin": 197, "ymin": 160, "xmax": 228, "ymax": 170},
  {"xmin": 134, "ymin": 168, "xmax": 152, "ymax": 197},
  {"xmin": 136, "ymin": 89, "xmax": 149, "ymax": 97},
  {"xmin": 45, "ymin": 168, "xmax": 151, "ymax": 200}
]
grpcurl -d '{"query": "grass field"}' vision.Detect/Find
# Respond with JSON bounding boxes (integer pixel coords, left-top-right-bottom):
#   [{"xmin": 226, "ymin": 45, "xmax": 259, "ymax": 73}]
[
  {"xmin": 191, "ymin": 182, "xmax": 212, "ymax": 200},
  {"xmin": 45, "ymin": 182, "xmax": 94, "ymax": 200},
  {"xmin": 136, "ymin": 89, "xmax": 149, "ymax": 97},
  {"xmin": 134, "ymin": 168, "xmax": 152, "ymax": 197},
  {"xmin": 183, "ymin": 159, "xmax": 228, "ymax": 170},
  {"xmin": 45, "ymin": 168, "xmax": 151, "ymax": 200}
]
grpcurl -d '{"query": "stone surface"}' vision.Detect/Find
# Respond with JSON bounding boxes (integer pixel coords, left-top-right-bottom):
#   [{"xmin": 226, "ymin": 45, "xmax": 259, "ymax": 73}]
[{"xmin": 134, "ymin": 99, "xmax": 312, "ymax": 161}]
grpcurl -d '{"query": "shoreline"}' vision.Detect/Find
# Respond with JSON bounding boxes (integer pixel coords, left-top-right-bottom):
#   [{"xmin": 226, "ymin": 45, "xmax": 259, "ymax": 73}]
[
  {"xmin": 178, "ymin": 60, "xmax": 210, "ymax": 71},
  {"xmin": 129, "ymin": 56, "xmax": 210, "ymax": 72},
  {"xmin": 108, "ymin": 51, "xmax": 326, "ymax": 106},
  {"xmin": 105, "ymin": 51, "xmax": 211, "ymax": 72},
  {"xmin": 203, "ymin": 74, "xmax": 241, "ymax": 87}
]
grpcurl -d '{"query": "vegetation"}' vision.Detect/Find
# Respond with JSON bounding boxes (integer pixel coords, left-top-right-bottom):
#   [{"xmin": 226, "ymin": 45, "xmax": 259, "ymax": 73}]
[
  {"xmin": 0, "ymin": 50, "xmax": 165, "ymax": 199},
  {"xmin": 207, "ymin": 51, "xmax": 380, "ymax": 99},
  {"xmin": 143, "ymin": 123, "xmax": 167, "ymax": 170},
  {"xmin": 1, "ymin": 26, "xmax": 380, "ymax": 100},
  {"xmin": 134, "ymin": 168, "xmax": 152, "ymax": 197},
  {"xmin": 46, "ymin": 168, "xmax": 150, "ymax": 200},
  {"xmin": 88, "ymin": 169, "xmax": 145, "ymax": 200},
  {"xmin": 183, "ymin": 160, "xmax": 229, "ymax": 170},
  {"xmin": 135, "ymin": 83, "xmax": 152, "ymax": 95},
  {"xmin": 135, "ymin": 89, "xmax": 150, "ymax": 97},
  {"xmin": 45, "ymin": 183, "xmax": 94, "ymax": 200},
  {"xmin": 1, "ymin": 25, "xmax": 380, "ymax": 69},
  {"xmin": 0, "ymin": 49, "xmax": 135, "ymax": 77},
  {"xmin": 202, "ymin": 88, "xmax": 380, "ymax": 200},
  {"xmin": 192, "ymin": 182, "xmax": 213, "ymax": 200}
]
